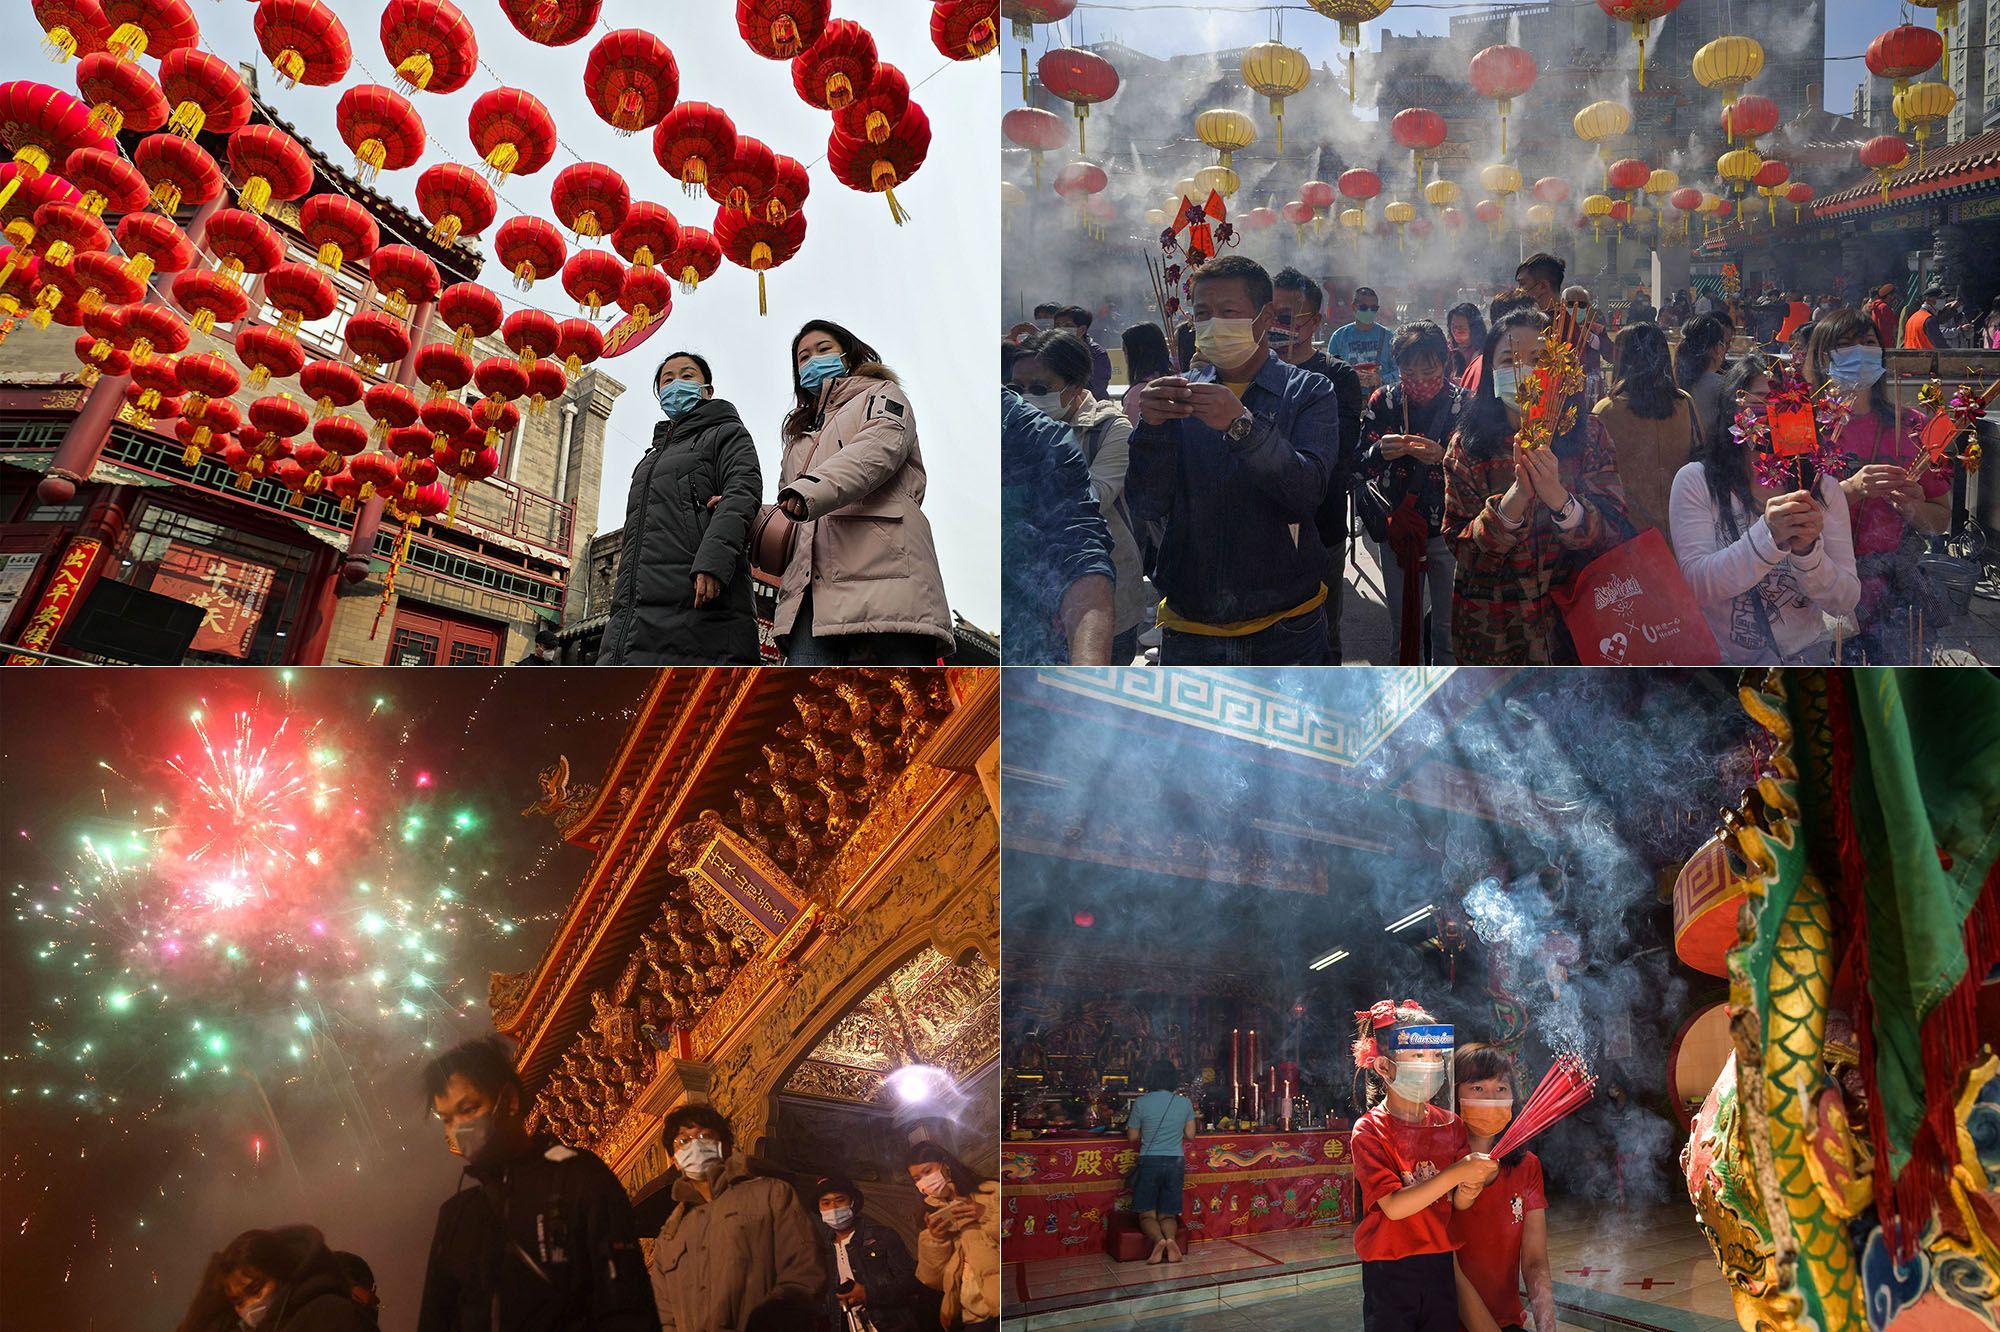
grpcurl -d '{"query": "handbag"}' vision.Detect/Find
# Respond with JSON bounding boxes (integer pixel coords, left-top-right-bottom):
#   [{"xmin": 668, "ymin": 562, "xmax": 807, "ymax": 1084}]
[
  {"xmin": 753, "ymin": 420, "xmax": 838, "ymax": 582},
  {"xmin": 1551, "ymin": 527, "xmax": 1722, "ymax": 666}
]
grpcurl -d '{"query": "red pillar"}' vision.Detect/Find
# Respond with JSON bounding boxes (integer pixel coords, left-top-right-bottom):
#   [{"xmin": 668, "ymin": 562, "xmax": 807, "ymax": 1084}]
[
  {"xmin": 4, "ymin": 486, "xmax": 132, "ymax": 664},
  {"xmin": 343, "ymin": 297, "xmax": 434, "ymax": 583},
  {"xmin": 289, "ymin": 541, "xmax": 342, "ymax": 665}
]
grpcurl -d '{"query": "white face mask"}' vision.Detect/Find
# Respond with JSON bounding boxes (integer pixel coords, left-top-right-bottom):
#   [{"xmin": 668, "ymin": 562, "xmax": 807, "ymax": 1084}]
[
  {"xmin": 820, "ymin": 1205, "xmax": 855, "ymax": 1230},
  {"xmin": 915, "ymin": 1168, "xmax": 949, "ymax": 1197},
  {"xmin": 1386, "ymin": 1059, "xmax": 1447, "ymax": 1104},
  {"xmin": 1021, "ymin": 388, "xmax": 1067, "ymax": 420},
  {"xmin": 675, "ymin": 1138, "xmax": 724, "ymax": 1178},
  {"xmin": 235, "ymin": 1296, "xmax": 273, "ymax": 1329},
  {"xmin": 1492, "ymin": 364, "xmax": 1524, "ymax": 404},
  {"xmin": 1194, "ymin": 317, "xmax": 1261, "ymax": 369}
]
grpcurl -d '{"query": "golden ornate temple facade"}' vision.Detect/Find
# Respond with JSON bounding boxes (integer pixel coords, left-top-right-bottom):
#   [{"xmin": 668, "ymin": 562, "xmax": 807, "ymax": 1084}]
[{"xmin": 490, "ymin": 666, "xmax": 1000, "ymax": 1226}]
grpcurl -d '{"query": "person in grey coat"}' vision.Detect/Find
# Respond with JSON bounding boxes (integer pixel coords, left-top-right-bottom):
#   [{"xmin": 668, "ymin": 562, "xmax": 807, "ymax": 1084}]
[{"xmin": 598, "ymin": 352, "xmax": 763, "ymax": 665}]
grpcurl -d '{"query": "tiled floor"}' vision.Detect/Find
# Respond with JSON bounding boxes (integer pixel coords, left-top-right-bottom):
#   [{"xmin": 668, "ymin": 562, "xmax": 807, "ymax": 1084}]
[{"xmin": 1004, "ymin": 1201, "xmax": 1742, "ymax": 1331}]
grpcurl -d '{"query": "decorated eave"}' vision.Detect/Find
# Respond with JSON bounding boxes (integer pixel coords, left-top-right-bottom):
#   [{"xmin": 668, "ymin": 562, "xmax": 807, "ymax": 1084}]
[{"xmin": 1812, "ymin": 128, "xmax": 2000, "ymax": 218}]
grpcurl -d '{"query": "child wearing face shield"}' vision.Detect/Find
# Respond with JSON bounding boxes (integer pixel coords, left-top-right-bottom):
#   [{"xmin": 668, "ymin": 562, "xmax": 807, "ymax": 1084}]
[
  {"xmin": 1349, "ymin": 1002, "xmax": 1500, "ymax": 1332},
  {"xmin": 1449, "ymin": 1046, "xmax": 1554, "ymax": 1332}
]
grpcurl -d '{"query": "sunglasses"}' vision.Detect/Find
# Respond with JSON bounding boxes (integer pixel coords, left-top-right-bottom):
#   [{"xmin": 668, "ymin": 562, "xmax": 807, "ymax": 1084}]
[
  {"xmin": 1355, "ymin": 305, "xmax": 1380, "ymax": 313},
  {"xmin": 1564, "ymin": 302, "xmax": 1590, "ymax": 310},
  {"xmin": 1014, "ymin": 382, "xmax": 1059, "ymax": 396}
]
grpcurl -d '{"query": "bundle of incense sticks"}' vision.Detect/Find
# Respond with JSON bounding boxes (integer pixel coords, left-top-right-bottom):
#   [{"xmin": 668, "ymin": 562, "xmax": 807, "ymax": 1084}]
[{"xmin": 1490, "ymin": 1053, "xmax": 1597, "ymax": 1158}]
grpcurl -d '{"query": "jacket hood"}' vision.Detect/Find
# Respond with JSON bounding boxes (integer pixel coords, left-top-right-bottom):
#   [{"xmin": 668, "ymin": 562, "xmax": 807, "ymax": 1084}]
[
  {"xmin": 654, "ymin": 396, "xmax": 744, "ymax": 441},
  {"xmin": 1067, "ymin": 393, "xmax": 1123, "ymax": 431}
]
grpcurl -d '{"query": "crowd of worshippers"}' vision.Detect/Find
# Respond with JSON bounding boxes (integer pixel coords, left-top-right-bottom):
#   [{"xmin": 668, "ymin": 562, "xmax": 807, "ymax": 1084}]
[{"xmin": 1002, "ymin": 255, "xmax": 1962, "ymax": 667}]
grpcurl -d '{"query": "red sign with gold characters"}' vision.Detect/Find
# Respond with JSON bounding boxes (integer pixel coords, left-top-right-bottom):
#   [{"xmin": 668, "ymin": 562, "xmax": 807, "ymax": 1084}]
[
  {"xmin": 1000, "ymin": 1130, "xmax": 1353, "ymax": 1263},
  {"xmin": 5, "ymin": 536, "xmax": 102, "ymax": 665},
  {"xmin": 149, "ymin": 542, "xmax": 276, "ymax": 659}
]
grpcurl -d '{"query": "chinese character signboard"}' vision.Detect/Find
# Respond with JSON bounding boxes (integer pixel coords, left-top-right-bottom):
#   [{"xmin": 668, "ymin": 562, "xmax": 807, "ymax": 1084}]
[{"xmin": 148, "ymin": 542, "xmax": 276, "ymax": 659}]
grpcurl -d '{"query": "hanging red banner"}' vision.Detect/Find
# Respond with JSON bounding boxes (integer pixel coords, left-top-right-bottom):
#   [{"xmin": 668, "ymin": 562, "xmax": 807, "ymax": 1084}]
[{"xmin": 149, "ymin": 542, "xmax": 276, "ymax": 659}]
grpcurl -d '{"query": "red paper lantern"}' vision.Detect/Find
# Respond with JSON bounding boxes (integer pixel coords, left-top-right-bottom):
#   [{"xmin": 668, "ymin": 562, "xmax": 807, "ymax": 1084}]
[
  {"xmin": 1606, "ymin": 157, "xmax": 1651, "ymax": 194},
  {"xmin": 1753, "ymin": 160, "xmax": 1789, "ymax": 189},
  {"xmin": 707, "ymin": 137, "xmax": 777, "ymax": 218},
  {"xmin": 715, "ymin": 207, "xmax": 805, "ymax": 315},
  {"xmin": 1332, "ymin": 172, "xmax": 1375, "ymax": 205},
  {"xmin": 300, "ymin": 194, "xmax": 379, "ymax": 275},
  {"xmin": 203, "ymin": 207, "xmax": 283, "ymax": 279},
  {"xmin": 1241, "ymin": 205, "xmax": 1277, "ymax": 231},
  {"xmin": 1531, "ymin": 176, "xmax": 1570, "ymax": 204},
  {"xmin": 1390, "ymin": 107, "xmax": 1447, "ymax": 184},
  {"xmin": 1720, "ymin": 94, "xmax": 1779, "ymax": 144},
  {"xmin": 739, "ymin": 0, "xmax": 829, "ymax": 60},
  {"xmin": 1467, "ymin": 44, "xmax": 1536, "ymax": 155},
  {"xmin": 502, "ymin": 307, "xmax": 559, "ymax": 370},
  {"xmin": 763, "ymin": 155, "xmax": 809, "ymax": 225},
  {"xmin": 612, "ymin": 201, "xmax": 680, "ymax": 269},
  {"xmin": 835, "ymin": 63, "xmax": 909, "ymax": 147},
  {"xmin": 314, "ymin": 414, "xmax": 368, "ymax": 461},
  {"xmin": 794, "ymin": 19, "xmax": 877, "ymax": 111},
  {"xmin": 1001, "ymin": 106, "xmax": 1065, "ymax": 187},
  {"xmin": 418, "ymin": 397, "xmax": 472, "ymax": 455},
  {"xmin": 414, "ymin": 163, "xmax": 495, "ymax": 246},
  {"xmin": 662, "ymin": 225, "xmax": 721, "ymax": 292},
  {"xmin": 1859, "ymin": 135, "xmax": 1909, "ymax": 201},
  {"xmin": 526, "ymin": 358, "xmax": 567, "ymax": 413},
  {"xmin": 74, "ymin": 50, "xmax": 168, "ymax": 136},
  {"xmin": 254, "ymin": 0, "xmax": 353, "ymax": 88},
  {"xmin": 415, "ymin": 341, "xmax": 474, "ymax": 401},
  {"xmin": 1, "ymin": 168, "xmax": 75, "ymax": 263},
  {"xmin": 933, "ymin": 1, "xmax": 999, "ymax": 61},
  {"xmin": 344, "ymin": 310, "xmax": 410, "ymax": 374},
  {"xmin": 181, "ymin": 400, "xmax": 238, "ymax": 463},
  {"xmin": 99, "ymin": 0, "xmax": 199, "ymax": 64},
  {"xmin": 250, "ymin": 392, "xmax": 310, "ymax": 449},
  {"xmin": 1037, "ymin": 48, "xmax": 1117, "ymax": 154},
  {"xmin": 300, "ymin": 358, "xmax": 363, "ymax": 419},
  {"xmin": 35, "ymin": 201, "xmax": 109, "ymax": 268},
  {"xmin": 475, "ymin": 354, "xmax": 528, "ymax": 407},
  {"xmin": 584, "ymin": 29, "xmax": 679, "ymax": 136},
  {"xmin": 1003, "ymin": 0, "xmax": 1076, "ymax": 38},
  {"xmin": 500, "ymin": 0, "xmax": 601, "ymax": 47},
  {"xmin": 73, "ymin": 329, "xmax": 127, "ymax": 386},
  {"xmin": 34, "ymin": 0, "xmax": 110, "ymax": 63},
  {"xmin": 129, "ymin": 353, "xmax": 181, "ymax": 412},
  {"xmin": 1866, "ymin": 25, "xmax": 1944, "ymax": 96},
  {"xmin": 828, "ymin": 104, "xmax": 928, "ymax": 225},
  {"xmin": 618, "ymin": 264, "xmax": 672, "ymax": 325},
  {"xmin": 468, "ymin": 87, "xmax": 556, "ymax": 183},
  {"xmin": 551, "ymin": 161, "xmax": 632, "ymax": 241},
  {"xmin": 368, "ymin": 243, "xmax": 440, "ymax": 315},
  {"xmin": 62, "ymin": 145, "xmax": 146, "ymax": 217},
  {"xmin": 226, "ymin": 124, "xmax": 313, "ymax": 216},
  {"xmin": 492, "ymin": 214, "xmax": 566, "ymax": 291},
  {"xmin": 132, "ymin": 131, "xmax": 221, "ymax": 215},
  {"xmin": 236, "ymin": 322, "xmax": 303, "ymax": 387},
  {"xmin": 1595, "ymin": 0, "xmax": 1683, "ymax": 90},
  {"xmin": 0, "ymin": 247, "xmax": 39, "ymax": 318},
  {"xmin": 337, "ymin": 84, "xmax": 425, "ymax": 182},
  {"xmin": 31, "ymin": 247, "xmax": 136, "ymax": 325},
  {"xmin": 111, "ymin": 209, "xmax": 189, "ymax": 283},
  {"xmin": 380, "ymin": 0, "xmax": 478, "ymax": 95},
  {"xmin": 326, "ymin": 467, "xmax": 364, "ymax": 510},
  {"xmin": 123, "ymin": 384, "xmax": 183, "ymax": 425},
  {"xmin": 552, "ymin": 318, "xmax": 604, "ymax": 375},
  {"xmin": 560, "ymin": 248, "xmax": 625, "ymax": 318},
  {"xmin": 346, "ymin": 450, "xmax": 401, "ymax": 504},
  {"xmin": 1053, "ymin": 160, "xmax": 1107, "ymax": 199},
  {"xmin": 1669, "ymin": 186, "xmax": 1703, "ymax": 211},
  {"xmin": 364, "ymin": 380, "xmax": 420, "ymax": 443},
  {"xmin": 439, "ymin": 280, "xmax": 503, "ymax": 354},
  {"xmin": 654, "ymin": 102, "xmax": 737, "ymax": 193},
  {"xmin": 158, "ymin": 48, "xmax": 250, "ymax": 140},
  {"xmin": 172, "ymin": 267, "xmax": 249, "ymax": 334},
  {"xmin": 476, "ymin": 400, "xmax": 519, "ymax": 447},
  {"xmin": 0, "ymin": 83, "xmax": 112, "ymax": 215}
]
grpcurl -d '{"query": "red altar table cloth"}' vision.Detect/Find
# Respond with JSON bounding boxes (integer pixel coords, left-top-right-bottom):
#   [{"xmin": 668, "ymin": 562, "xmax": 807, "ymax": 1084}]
[{"xmin": 1000, "ymin": 1130, "xmax": 1354, "ymax": 1262}]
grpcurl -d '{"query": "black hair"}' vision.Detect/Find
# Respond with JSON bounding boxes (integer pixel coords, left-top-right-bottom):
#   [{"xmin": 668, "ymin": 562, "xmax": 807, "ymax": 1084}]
[
  {"xmin": 1174, "ymin": 321, "xmax": 1196, "ymax": 371},
  {"xmin": 1057, "ymin": 304, "xmax": 1093, "ymax": 330},
  {"xmin": 1013, "ymin": 328, "xmax": 1094, "ymax": 389},
  {"xmin": 1033, "ymin": 301, "xmax": 1060, "ymax": 318},
  {"xmin": 1140, "ymin": 1059, "xmax": 1179, "ymax": 1092},
  {"xmin": 782, "ymin": 319, "xmax": 886, "ymax": 440},
  {"xmin": 1806, "ymin": 310, "xmax": 1894, "ymax": 425},
  {"xmin": 1609, "ymin": 322, "xmax": 1679, "ymax": 420},
  {"xmin": 1192, "ymin": 255, "xmax": 1274, "ymax": 312},
  {"xmin": 1446, "ymin": 301, "xmax": 1486, "ymax": 347},
  {"xmin": 1516, "ymin": 252, "xmax": 1566, "ymax": 292},
  {"xmin": 331, "ymin": 1251, "xmax": 376, "ymax": 1293},
  {"xmin": 175, "ymin": 1227, "xmax": 338, "ymax": 1332},
  {"xmin": 1695, "ymin": 354, "xmax": 1773, "ymax": 542},
  {"xmin": 662, "ymin": 1102, "xmax": 735, "ymax": 1157},
  {"xmin": 1459, "ymin": 307, "xmax": 1556, "ymax": 458},
  {"xmin": 1350, "ymin": 1001, "xmax": 1441, "ymax": 1110},
  {"xmin": 421, "ymin": 1036, "xmax": 524, "ymax": 1114},
  {"xmin": 656, "ymin": 351, "xmax": 712, "ymax": 386},
  {"xmin": 813, "ymin": 1173, "xmax": 861, "ymax": 1206},
  {"xmin": 1273, "ymin": 266, "xmax": 1323, "ymax": 314},
  {"xmin": 1453, "ymin": 1045, "xmax": 1529, "ymax": 1168},
  {"xmin": 1390, "ymin": 319, "xmax": 1450, "ymax": 372},
  {"xmin": 534, "ymin": 623, "xmax": 559, "ymax": 648},
  {"xmin": 1000, "ymin": 339, "xmax": 1022, "ymax": 384},
  {"xmin": 1121, "ymin": 322, "xmax": 1173, "ymax": 383},
  {"xmin": 1353, "ymin": 285, "xmax": 1378, "ymax": 302},
  {"xmin": 1486, "ymin": 287, "xmax": 1537, "ymax": 328},
  {"xmin": 905, "ymin": 1140, "xmax": 989, "ymax": 1198},
  {"xmin": 1675, "ymin": 315, "xmax": 1730, "ymax": 393}
]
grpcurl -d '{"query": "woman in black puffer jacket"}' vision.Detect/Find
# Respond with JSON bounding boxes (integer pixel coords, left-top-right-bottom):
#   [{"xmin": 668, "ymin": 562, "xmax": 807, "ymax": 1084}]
[
  {"xmin": 172, "ymin": 1226, "xmax": 377, "ymax": 1332},
  {"xmin": 597, "ymin": 351, "xmax": 764, "ymax": 665}
]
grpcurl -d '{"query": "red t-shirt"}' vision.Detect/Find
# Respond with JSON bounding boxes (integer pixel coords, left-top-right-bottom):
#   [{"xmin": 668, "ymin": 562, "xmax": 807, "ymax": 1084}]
[
  {"xmin": 1351, "ymin": 1103, "xmax": 1469, "ymax": 1261},
  {"xmin": 1450, "ymin": 1153, "xmax": 1546, "ymax": 1330}
]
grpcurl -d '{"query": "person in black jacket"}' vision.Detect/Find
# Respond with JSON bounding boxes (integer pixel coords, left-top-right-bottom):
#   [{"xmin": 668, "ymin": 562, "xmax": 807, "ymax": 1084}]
[
  {"xmin": 1000, "ymin": 389, "xmax": 1115, "ymax": 664},
  {"xmin": 597, "ymin": 352, "xmax": 762, "ymax": 665},
  {"xmin": 417, "ymin": 1038, "xmax": 659, "ymax": 1332},
  {"xmin": 514, "ymin": 624, "xmax": 560, "ymax": 665},
  {"xmin": 172, "ymin": 1226, "xmax": 379, "ymax": 1332},
  {"xmin": 813, "ymin": 1174, "xmax": 934, "ymax": 1332}
]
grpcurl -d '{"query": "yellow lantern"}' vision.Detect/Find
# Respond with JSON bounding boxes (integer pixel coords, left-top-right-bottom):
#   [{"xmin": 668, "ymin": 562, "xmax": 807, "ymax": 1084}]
[
  {"xmin": 1907, "ymin": 0, "xmax": 1960, "ymax": 81},
  {"xmin": 1002, "ymin": 180, "xmax": 1025, "ymax": 231},
  {"xmin": 1581, "ymin": 192, "xmax": 1613, "ymax": 240},
  {"xmin": 1382, "ymin": 197, "xmax": 1415, "ymax": 249},
  {"xmin": 1645, "ymin": 168, "xmax": 1677, "ymax": 237},
  {"xmin": 1241, "ymin": 43, "xmax": 1310, "ymax": 152},
  {"xmin": 1692, "ymin": 35, "xmax": 1764, "ymax": 111},
  {"xmin": 1145, "ymin": 206, "xmax": 1170, "ymax": 228},
  {"xmin": 1893, "ymin": 81, "xmax": 1956, "ymax": 166},
  {"xmin": 1175, "ymin": 176, "xmax": 1201, "ymax": 205},
  {"xmin": 1195, "ymin": 108, "xmax": 1256, "ymax": 170},
  {"xmin": 1525, "ymin": 202, "xmax": 1554, "ymax": 236},
  {"xmin": 1573, "ymin": 100, "xmax": 1631, "ymax": 188},
  {"xmin": 1717, "ymin": 146, "xmax": 1762, "ymax": 195},
  {"xmin": 1338, "ymin": 206, "xmax": 1365, "ymax": 243},
  {"xmin": 1309, "ymin": 0, "xmax": 1395, "ymax": 102},
  {"xmin": 1480, "ymin": 162, "xmax": 1522, "ymax": 199},
  {"xmin": 1195, "ymin": 164, "xmax": 1240, "ymax": 198},
  {"xmin": 1424, "ymin": 178, "xmax": 1459, "ymax": 208}
]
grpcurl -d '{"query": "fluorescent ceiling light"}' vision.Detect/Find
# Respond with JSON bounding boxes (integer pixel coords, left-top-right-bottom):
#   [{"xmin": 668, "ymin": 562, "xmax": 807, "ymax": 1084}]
[
  {"xmin": 1248, "ymin": 818, "xmax": 1393, "ymax": 853},
  {"xmin": 1308, "ymin": 948, "xmax": 1349, "ymax": 971},
  {"xmin": 1384, "ymin": 907, "xmax": 1432, "ymax": 934}
]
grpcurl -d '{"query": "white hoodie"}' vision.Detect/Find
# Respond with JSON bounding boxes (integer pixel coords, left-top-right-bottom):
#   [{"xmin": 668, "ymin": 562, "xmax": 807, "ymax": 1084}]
[{"xmin": 1668, "ymin": 462, "xmax": 1860, "ymax": 664}]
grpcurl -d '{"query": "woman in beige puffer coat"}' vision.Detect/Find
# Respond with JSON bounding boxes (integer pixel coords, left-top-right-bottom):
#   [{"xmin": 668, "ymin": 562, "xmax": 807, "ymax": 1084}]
[
  {"xmin": 907, "ymin": 1143, "xmax": 999, "ymax": 1332},
  {"xmin": 772, "ymin": 320, "xmax": 954, "ymax": 664}
]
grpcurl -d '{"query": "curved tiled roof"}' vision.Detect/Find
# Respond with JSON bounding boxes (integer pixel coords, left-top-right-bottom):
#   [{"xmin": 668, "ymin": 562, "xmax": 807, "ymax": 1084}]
[{"xmin": 1812, "ymin": 129, "xmax": 2000, "ymax": 217}]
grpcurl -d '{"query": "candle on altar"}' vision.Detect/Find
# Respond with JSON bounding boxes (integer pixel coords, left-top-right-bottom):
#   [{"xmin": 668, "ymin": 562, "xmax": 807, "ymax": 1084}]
[
  {"xmin": 1248, "ymin": 1030, "xmax": 1259, "ymax": 1121},
  {"xmin": 1231, "ymin": 1028, "xmax": 1241, "ymax": 1116},
  {"xmin": 1281, "ymin": 1074, "xmax": 1293, "ymax": 1132}
]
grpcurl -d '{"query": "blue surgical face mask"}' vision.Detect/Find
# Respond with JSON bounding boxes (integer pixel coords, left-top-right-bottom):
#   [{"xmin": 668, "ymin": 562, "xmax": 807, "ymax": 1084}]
[
  {"xmin": 658, "ymin": 378, "xmax": 706, "ymax": 418},
  {"xmin": 1828, "ymin": 345, "xmax": 1884, "ymax": 389},
  {"xmin": 1492, "ymin": 364, "xmax": 1523, "ymax": 404},
  {"xmin": 1354, "ymin": 308, "xmax": 1378, "ymax": 327},
  {"xmin": 798, "ymin": 352, "xmax": 848, "ymax": 392}
]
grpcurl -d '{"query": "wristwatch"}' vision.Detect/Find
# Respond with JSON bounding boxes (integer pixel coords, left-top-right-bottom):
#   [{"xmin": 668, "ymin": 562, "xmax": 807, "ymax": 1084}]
[{"xmin": 1223, "ymin": 410, "xmax": 1255, "ymax": 443}]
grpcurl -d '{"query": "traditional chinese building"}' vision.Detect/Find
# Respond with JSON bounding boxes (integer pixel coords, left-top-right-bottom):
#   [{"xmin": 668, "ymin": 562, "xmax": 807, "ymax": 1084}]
[
  {"xmin": 491, "ymin": 666, "xmax": 999, "ymax": 1250},
  {"xmin": 0, "ymin": 65, "xmax": 622, "ymax": 665}
]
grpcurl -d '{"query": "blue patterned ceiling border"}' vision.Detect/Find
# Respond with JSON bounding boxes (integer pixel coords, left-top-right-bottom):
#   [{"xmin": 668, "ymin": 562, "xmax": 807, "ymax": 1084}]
[{"xmin": 1030, "ymin": 667, "xmax": 1453, "ymax": 768}]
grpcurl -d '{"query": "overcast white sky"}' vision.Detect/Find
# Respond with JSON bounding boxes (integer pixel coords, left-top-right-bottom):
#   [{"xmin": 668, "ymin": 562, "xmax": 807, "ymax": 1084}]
[{"xmin": 4, "ymin": 1, "xmax": 1000, "ymax": 629}]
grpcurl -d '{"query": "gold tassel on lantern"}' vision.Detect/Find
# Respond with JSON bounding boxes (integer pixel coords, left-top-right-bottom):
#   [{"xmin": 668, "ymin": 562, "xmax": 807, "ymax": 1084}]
[
  {"xmin": 825, "ymin": 73, "xmax": 855, "ymax": 109},
  {"xmin": 43, "ymin": 24, "xmax": 82, "ymax": 61},
  {"xmin": 87, "ymin": 103, "xmax": 124, "ymax": 136},
  {"xmin": 874, "ymin": 164, "xmax": 910, "ymax": 226},
  {"xmin": 274, "ymin": 48, "xmax": 306, "ymax": 87},
  {"xmin": 395, "ymin": 52, "xmax": 434, "ymax": 92},
  {"xmin": 122, "ymin": 253, "xmax": 155, "ymax": 284},
  {"xmin": 678, "ymin": 265, "xmax": 701, "ymax": 293},
  {"xmin": 865, "ymin": 110, "xmax": 891, "ymax": 144},
  {"xmin": 107, "ymin": 22, "xmax": 149, "ymax": 60},
  {"xmin": 430, "ymin": 214, "xmax": 463, "ymax": 246},
  {"xmin": 166, "ymin": 101, "xmax": 207, "ymax": 139},
  {"xmin": 482, "ymin": 142, "xmax": 520, "ymax": 183},
  {"xmin": 150, "ymin": 181, "xmax": 184, "ymax": 215},
  {"xmin": 190, "ymin": 307, "xmax": 219, "ymax": 335},
  {"xmin": 355, "ymin": 139, "xmax": 387, "ymax": 183},
  {"xmin": 316, "ymin": 242, "xmax": 344, "ymax": 273},
  {"xmin": 239, "ymin": 175, "xmax": 274, "ymax": 215}
]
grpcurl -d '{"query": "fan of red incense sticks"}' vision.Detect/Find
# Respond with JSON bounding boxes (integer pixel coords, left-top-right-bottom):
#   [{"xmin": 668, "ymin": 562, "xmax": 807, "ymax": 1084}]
[{"xmin": 1490, "ymin": 1053, "xmax": 1597, "ymax": 1158}]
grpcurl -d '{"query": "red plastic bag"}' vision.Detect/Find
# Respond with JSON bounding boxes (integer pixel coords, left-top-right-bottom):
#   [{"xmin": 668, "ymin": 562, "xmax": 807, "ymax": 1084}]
[{"xmin": 1552, "ymin": 527, "xmax": 1721, "ymax": 666}]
